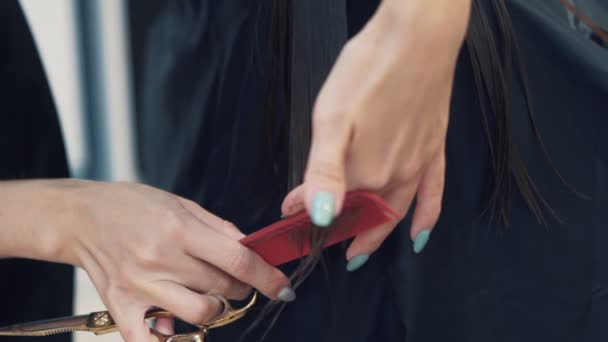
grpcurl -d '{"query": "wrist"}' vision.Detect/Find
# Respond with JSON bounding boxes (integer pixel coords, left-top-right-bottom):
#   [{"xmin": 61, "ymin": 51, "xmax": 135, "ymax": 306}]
[
  {"xmin": 374, "ymin": 0, "xmax": 472, "ymax": 41},
  {"xmin": 0, "ymin": 179, "xmax": 91, "ymax": 266},
  {"xmin": 42, "ymin": 179, "xmax": 95, "ymax": 266}
]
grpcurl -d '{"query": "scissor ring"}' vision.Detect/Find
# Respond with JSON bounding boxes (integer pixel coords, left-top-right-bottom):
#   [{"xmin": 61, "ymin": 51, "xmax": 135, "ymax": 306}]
[
  {"xmin": 149, "ymin": 291, "xmax": 258, "ymax": 342},
  {"xmin": 201, "ymin": 291, "xmax": 258, "ymax": 329},
  {"xmin": 201, "ymin": 292, "xmax": 230, "ymax": 322}
]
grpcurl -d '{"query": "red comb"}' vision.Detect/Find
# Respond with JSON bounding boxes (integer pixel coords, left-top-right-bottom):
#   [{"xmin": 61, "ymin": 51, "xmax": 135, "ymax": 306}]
[{"xmin": 240, "ymin": 191, "xmax": 399, "ymax": 266}]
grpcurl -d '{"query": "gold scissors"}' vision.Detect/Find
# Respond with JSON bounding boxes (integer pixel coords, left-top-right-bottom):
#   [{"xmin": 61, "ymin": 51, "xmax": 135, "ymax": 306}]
[{"xmin": 0, "ymin": 292, "xmax": 257, "ymax": 342}]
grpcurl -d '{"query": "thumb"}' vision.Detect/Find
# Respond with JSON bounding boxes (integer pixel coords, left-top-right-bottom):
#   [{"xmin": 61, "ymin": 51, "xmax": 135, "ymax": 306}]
[{"xmin": 303, "ymin": 114, "xmax": 351, "ymax": 227}]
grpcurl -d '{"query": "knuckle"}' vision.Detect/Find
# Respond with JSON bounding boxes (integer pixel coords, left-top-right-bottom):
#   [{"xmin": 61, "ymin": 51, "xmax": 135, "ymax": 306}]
[
  {"xmin": 364, "ymin": 177, "xmax": 384, "ymax": 191},
  {"xmin": 231, "ymin": 285, "xmax": 253, "ymax": 301},
  {"xmin": 305, "ymin": 159, "xmax": 344, "ymax": 185},
  {"xmin": 160, "ymin": 209, "xmax": 186, "ymax": 240},
  {"xmin": 209, "ymin": 275, "xmax": 233, "ymax": 295},
  {"xmin": 220, "ymin": 219, "xmax": 238, "ymax": 232},
  {"xmin": 362, "ymin": 171, "xmax": 390, "ymax": 190},
  {"xmin": 188, "ymin": 296, "xmax": 218, "ymax": 323},
  {"xmin": 136, "ymin": 243, "xmax": 162, "ymax": 269},
  {"xmin": 393, "ymin": 172, "xmax": 414, "ymax": 188},
  {"xmin": 312, "ymin": 104, "xmax": 345, "ymax": 128},
  {"xmin": 258, "ymin": 270, "xmax": 287, "ymax": 295},
  {"xmin": 227, "ymin": 248, "xmax": 254, "ymax": 279}
]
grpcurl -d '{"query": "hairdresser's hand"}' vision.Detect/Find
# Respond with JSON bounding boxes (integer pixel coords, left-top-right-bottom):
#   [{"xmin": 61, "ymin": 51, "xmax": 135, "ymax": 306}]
[
  {"xmin": 20, "ymin": 180, "xmax": 293, "ymax": 342},
  {"xmin": 282, "ymin": 0, "xmax": 471, "ymax": 267}
]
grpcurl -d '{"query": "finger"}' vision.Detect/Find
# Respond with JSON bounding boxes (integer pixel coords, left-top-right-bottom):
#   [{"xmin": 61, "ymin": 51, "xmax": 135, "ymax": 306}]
[
  {"xmin": 183, "ymin": 224, "xmax": 295, "ymax": 302},
  {"xmin": 345, "ymin": 183, "xmax": 417, "ymax": 271},
  {"xmin": 148, "ymin": 280, "xmax": 224, "ymax": 325},
  {"xmin": 171, "ymin": 255, "xmax": 251, "ymax": 300},
  {"xmin": 303, "ymin": 110, "xmax": 352, "ymax": 227},
  {"xmin": 107, "ymin": 301, "xmax": 155, "ymax": 342},
  {"xmin": 154, "ymin": 318, "xmax": 175, "ymax": 336},
  {"xmin": 281, "ymin": 185, "xmax": 305, "ymax": 217},
  {"xmin": 410, "ymin": 149, "xmax": 445, "ymax": 253},
  {"xmin": 177, "ymin": 197, "xmax": 245, "ymax": 240}
]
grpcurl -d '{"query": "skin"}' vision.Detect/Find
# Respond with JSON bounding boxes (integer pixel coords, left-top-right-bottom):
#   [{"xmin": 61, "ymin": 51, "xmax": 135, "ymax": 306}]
[
  {"xmin": 161, "ymin": 0, "xmax": 472, "ymax": 334},
  {"xmin": 1, "ymin": 1, "xmax": 472, "ymax": 340},
  {"xmin": 282, "ymin": 0, "xmax": 472, "ymax": 262},
  {"xmin": 0, "ymin": 180, "xmax": 291, "ymax": 341}
]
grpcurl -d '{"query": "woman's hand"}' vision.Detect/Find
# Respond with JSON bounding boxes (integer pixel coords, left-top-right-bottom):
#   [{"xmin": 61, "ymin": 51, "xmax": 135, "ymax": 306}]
[
  {"xmin": 282, "ymin": 0, "xmax": 471, "ymax": 269},
  {"xmin": 0, "ymin": 180, "xmax": 293, "ymax": 342}
]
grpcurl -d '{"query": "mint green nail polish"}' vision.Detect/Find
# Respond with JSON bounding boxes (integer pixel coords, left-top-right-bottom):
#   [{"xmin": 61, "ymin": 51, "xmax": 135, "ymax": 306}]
[
  {"xmin": 413, "ymin": 229, "xmax": 431, "ymax": 254},
  {"xmin": 311, "ymin": 192, "xmax": 336, "ymax": 227},
  {"xmin": 347, "ymin": 254, "xmax": 369, "ymax": 272},
  {"xmin": 278, "ymin": 287, "xmax": 296, "ymax": 302}
]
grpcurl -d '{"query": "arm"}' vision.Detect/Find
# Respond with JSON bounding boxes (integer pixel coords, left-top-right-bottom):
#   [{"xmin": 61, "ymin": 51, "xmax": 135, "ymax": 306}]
[
  {"xmin": 282, "ymin": 0, "xmax": 472, "ymax": 267},
  {"xmin": 0, "ymin": 180, "xmax": 73, "ymax": 262},
  {"xmin": 0, "ymin": 179, "xmax": 294, "ymax": 342}
]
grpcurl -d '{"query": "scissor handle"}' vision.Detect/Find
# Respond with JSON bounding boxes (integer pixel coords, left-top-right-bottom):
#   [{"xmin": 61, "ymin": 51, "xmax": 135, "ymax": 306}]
[
  {"xmin": 147, "ymin": 291, "xmax": 258, "ymax": 342},
  {"xmin": 146, "ymin": 291, "xmax": 257, "ymax": 329},
  {"xmin": 152, "ymin": 329, "xmax": 207, "ymax": 342}
]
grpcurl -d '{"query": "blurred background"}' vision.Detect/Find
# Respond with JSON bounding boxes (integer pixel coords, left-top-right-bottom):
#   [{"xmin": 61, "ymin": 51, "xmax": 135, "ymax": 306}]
[{"xmin": 19, "ymin": 0, "xmax": 162, "ymax": 341}]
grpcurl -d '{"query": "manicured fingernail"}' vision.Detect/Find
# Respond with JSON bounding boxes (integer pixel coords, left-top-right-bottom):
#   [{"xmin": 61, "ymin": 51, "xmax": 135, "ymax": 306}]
[
  {"xmin": 277, "ymin": 287, "xmax": 296, "ymax": 302},
  {"xmin": 311, "ymin": 192, "xmax": 336, "ymax": 227},
  {"xmin": 346, "ymin": 254, "xmax": 369, "ymax": 272},
  {"xmin": 413, "ymin": 229, "xmax": 431, "ymax": 254}
]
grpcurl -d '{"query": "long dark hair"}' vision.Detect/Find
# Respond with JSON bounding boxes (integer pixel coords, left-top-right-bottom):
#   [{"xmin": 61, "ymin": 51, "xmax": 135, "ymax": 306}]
[
  {"xmin": 140, "ymin": 0, "xmax": 594, "ymax": 339},
  {"xmin": 241, "ymin": 0, "xmax": 586, "ymax": 339},
  {"xmin": 277, "ymin": 0, "xmax": 570, "ymax": 226}
]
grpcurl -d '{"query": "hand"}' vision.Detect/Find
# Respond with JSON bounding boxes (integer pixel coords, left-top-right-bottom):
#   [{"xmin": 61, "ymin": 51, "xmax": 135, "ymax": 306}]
[
  {"xmin": 282, "ymin": 0, "xmax": 471, "ymax": 268},
  {"xmin": 53, "ymin": 181, "xmax": 294, "ymax": 341}
]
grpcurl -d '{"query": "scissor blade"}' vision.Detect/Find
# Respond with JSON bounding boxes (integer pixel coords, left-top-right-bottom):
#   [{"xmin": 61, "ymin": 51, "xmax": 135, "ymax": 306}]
[{"xmin": 0, "ymin": 314, "xmax": 91, "ymax": 336}]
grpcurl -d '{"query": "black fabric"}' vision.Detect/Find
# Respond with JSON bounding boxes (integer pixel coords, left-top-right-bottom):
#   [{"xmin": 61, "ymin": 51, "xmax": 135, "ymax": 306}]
[
  {"xmin": 140, "ymin": 0, "xmax": 607, "ymax": 341},
  {"xmin": 393, "ymin": 1, "xmax": 607, "ymax": 341},
  {"xmin": 139, "ymin": 1, "xmax": 285, "ymax": 231},
  {"xmin": 0, "ymin": 1, "xmax": 73, "ymax": 342}
]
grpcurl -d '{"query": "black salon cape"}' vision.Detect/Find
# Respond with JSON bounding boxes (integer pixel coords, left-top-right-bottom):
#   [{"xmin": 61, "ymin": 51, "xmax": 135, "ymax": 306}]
[
  {"xmin": 140, "ymin": 1, "xmax": 607, "ymax": 341},
  {"xmin": 0, "ymin": 2, "xmax": 73, "ymax": 342}
]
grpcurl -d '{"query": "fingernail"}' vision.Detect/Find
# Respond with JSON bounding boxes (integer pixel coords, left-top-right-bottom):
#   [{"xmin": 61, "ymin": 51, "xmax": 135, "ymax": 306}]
[
  {"xmin": 277, "ymin": 287, "xmax": 296, "ymax": 302},
  {"xmin": 346, "ymin": 254, "xmax": 369, "ymax": 272},
  {"xmin": 311, "ymin": 192, "xmax": 336, "ymax": 227},
  {"xmin": 413, "ymin": 229, "xmax": 432, "ymax": 254}
]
